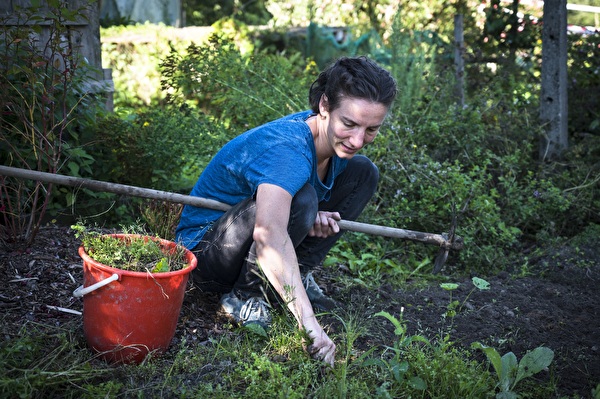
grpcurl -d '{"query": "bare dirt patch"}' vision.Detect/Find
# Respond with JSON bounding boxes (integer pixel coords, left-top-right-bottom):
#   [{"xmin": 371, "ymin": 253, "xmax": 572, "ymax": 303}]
[{"xmin": 1, "ymin": 225, "xmax": 599, "ymax": 397}]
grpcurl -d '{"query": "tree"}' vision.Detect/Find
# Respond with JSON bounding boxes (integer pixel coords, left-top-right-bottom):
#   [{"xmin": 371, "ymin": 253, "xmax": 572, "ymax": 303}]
[{"xmin": 539, "ymin": 0, "xmax": 568, "ymax": 160}]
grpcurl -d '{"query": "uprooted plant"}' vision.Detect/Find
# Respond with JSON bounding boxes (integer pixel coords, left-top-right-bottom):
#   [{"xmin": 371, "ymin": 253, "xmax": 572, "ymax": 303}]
[{"xmin": 71, "ymin": 223, "xmax": 189, "ymax": 273}]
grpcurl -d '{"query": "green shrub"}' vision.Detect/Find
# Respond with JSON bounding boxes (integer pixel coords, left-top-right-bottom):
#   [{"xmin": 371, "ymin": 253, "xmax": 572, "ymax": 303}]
[
  {"xmin": 101, "ymin": 23, "xmax": 202, "ymax": 110},
  {"xmin": 160, "ymin": 34, "xmax": 318, "ymax": 133},
  {"xmin": 568, "ymin": 33, "xmax": 600, "ymax": 136},
  {"xmin": 63, "ymin": 106, "xmax": 229, "ymax": 225},
  {"xmin": 0, "ymin": 1, "xmax": 104, "ymax": 246},
  {"xmin": 361, "ymin": 94, "xmax": 582, "ymax": 272}
]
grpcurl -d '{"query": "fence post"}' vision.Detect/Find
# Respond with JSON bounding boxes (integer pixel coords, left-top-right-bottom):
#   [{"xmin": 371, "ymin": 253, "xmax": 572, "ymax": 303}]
[{"xmin": 454, "ymin": 14, "xmax": 465, "ymax": 108}]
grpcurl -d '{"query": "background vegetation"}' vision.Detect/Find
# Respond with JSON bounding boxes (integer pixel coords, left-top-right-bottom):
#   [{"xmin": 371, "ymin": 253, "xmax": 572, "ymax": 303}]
[{"xmin": 1, "ymin": 0, "xmax": 599, "ymax": 397}]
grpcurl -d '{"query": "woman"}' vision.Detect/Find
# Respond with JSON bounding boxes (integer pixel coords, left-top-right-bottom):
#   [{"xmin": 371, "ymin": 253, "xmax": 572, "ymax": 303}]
[{"xmin": 176, "ymin": 56, "xmax": 397, "ymax": 366}]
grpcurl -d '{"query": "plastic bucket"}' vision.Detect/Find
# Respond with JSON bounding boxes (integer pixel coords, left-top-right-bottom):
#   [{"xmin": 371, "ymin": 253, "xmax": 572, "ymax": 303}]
[{"xmin": 75, "ymin": 234, "xmax": 197, "ymax": 364}]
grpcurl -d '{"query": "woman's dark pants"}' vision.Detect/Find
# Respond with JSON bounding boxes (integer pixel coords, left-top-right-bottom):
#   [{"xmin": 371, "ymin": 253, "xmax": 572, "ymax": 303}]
[{"xmin": 191, "ymin": 155, "xmax": 379, "ymax": 299}]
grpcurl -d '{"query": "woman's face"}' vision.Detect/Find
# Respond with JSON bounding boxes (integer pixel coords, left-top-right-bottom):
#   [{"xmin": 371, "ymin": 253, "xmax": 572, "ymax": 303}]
[{"xmin": 320, "ymin": 96, "xmax": 389, "ymax": 159}]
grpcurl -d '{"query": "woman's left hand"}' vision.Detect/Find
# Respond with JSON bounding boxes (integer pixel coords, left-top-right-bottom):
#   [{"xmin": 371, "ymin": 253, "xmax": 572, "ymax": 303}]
[{"xmin": 309, "ymin": 211, "xmax": 341, "ymax": 238}]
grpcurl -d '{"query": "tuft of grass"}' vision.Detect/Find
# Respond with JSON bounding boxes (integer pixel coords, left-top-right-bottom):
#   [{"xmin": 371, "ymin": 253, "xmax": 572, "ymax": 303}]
[{"xmin": 0, "ymin": 321, "xmax": 111, "ymax": 399}]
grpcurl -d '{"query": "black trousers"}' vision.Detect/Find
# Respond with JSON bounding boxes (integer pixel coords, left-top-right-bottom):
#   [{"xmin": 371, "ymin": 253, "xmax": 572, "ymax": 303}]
[{"xmin": 191, "ymin": 155, "xmax": 379, "ymax": 297}]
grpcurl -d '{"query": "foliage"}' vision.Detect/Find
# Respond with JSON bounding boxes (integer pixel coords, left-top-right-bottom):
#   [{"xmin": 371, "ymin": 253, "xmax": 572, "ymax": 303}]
[
  {"xmin": 362, "ymin": 311, "xmax": 497, "ymax": 398},
  {"xmin": 0, "ymin": 322, "xmax": 109, "ymax": 399},
  {"xmin": 0, "ymin": 304, "xmax": 557, "ymax": 398},
  {"xmin": 182, "ymin": 0, "xmax": 273, "ymax": 27},
  {"xmin": 161, "ymin": 34, "xmax": 318, "ymax": 133},
  {"xmin": 0, "ymin": 0, "xmax": 104, "ymax": 246},
  {"xmin": 59, "ymin": 105, "xmax": 228, "ymax": 226},
  {"xmin": 71, "ymin": 223, "xmax": 189, "ymax": 272},
  {"xmin": 440, "ymin": 277, "xmax": 490, "ymax": 319},
  {"xmin": 472, "ymin": 342, "xmax": 554, "ymax": 399},
  {"xmin": 366, "ymin": 311, "xmax": 429, "ymax": 391},
  {"xmin": 100, "ymin": 23, "xmax": 200, "ymax": 110},
  {"xmin": 139, "ymin": 200, "xmax": 183, "ymax": 241},
  {"xmin": 359, "ymin": 72, "xmax": 594, "ymax": 272},
  {"xmin": 568, "ymin": 32, "xmax": 600, "ymax": 136}
]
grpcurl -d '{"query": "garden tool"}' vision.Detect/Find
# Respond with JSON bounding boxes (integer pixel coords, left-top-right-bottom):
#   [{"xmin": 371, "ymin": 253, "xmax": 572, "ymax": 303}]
[{"xmin": 0, "ymin": 165, "xmax": 464, "ymax": 272}]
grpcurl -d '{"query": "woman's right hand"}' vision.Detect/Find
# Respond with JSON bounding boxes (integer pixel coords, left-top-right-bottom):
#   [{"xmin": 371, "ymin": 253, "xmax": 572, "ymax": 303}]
[{"xmin": 304, "ymin": 322, "xmax": 336, "ymax": 367}]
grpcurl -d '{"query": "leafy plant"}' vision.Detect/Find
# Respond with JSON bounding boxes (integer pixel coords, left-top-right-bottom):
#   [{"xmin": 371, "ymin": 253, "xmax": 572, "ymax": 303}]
[
  {"xmin": 441, "ymin": 277, "xmax": 490, "ymax": 318},
  {"xmin": 139, "ymin": 200, "xmax": 183, "ymax": 241},
  {"xmin": 160, "ymin": 34, "xmax": 318, "ymax": 133},
  {"xmin": 71, "ymin": 223, "xmax": 189, "ymax": 272},
  {"xmin": 0, "ymin": 0, "xmax": 102, "ymax": 246},
  {"xmin": 472, "ymin": 342, "xmax": 554, "ymax": 399},
  {"xmin": 363, "ymin": 310, "xmax": 429, "ymax": 391}
]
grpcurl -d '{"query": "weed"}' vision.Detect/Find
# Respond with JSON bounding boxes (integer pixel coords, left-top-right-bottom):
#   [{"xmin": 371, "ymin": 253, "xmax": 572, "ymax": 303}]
[
  {"xmin": 71, "ymin": 222, "xmax": 189, "ymax": 272},
  {"xmin": 0, "ymin": 321, "xmax": 109, "ymax": 398},
  {"xmin": 441, "ymin": 276, "xmax": 490, "ymax": 319},
  {"xmin": 365, "ymin": 310, "xmax": 429, "ymax": 391},
  {"xmin": 472, "ymin": 342, "xmax": 554, "ymax": 399}
]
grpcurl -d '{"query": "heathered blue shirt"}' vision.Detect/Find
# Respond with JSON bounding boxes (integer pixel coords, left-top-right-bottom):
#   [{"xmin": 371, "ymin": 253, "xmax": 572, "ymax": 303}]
[{"xmin": 175, "ymin": 110, "xmax": 348, "ymax": 249}]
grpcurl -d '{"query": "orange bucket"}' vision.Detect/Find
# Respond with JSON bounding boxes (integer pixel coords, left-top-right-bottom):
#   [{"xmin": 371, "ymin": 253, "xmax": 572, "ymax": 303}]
[{"xmin": 75, "ymin": 234, "xmax": 197, "ymax": 364}]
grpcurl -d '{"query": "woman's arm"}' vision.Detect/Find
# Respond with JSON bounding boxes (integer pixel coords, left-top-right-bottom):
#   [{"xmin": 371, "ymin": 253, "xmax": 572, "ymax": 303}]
[{"xmin": 253, "ymin": 183, "xmax": 336, "ymax": 366}]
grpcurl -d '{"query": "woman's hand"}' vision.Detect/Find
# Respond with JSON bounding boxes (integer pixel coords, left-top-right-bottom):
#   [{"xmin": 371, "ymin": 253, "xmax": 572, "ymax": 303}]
[
  {"xmin": 309, "ymin": 211, "xmax": 341, "ymax": 238},
  {"xmin": 304, "ymin": 323, "xmax": 336, "ymax": 367}
]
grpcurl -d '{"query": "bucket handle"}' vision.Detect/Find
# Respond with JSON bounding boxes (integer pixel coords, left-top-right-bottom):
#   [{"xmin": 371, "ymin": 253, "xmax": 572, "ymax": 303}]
[{"xmin": 73, "ymin": 273, "xmax": 119, "ymax": 297}]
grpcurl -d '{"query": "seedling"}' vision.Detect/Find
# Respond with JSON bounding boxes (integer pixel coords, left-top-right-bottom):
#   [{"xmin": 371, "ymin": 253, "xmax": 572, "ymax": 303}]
[
  {"xmin": 361, "ymin": 310, "xmax": 428, "ymax": 390},
  {"xmin": 472, "ymin": 342, "xmax": 554, "ymax": 399},
  {"xmin": 440, "ymin": 277, "xmax": 490, "ymax": 318}
]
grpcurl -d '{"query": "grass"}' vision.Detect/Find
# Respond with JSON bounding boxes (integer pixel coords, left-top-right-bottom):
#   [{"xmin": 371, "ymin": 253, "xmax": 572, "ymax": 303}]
[{"xmin": 1, "ymin": 301, "xmax": 559, "ymax": 399}]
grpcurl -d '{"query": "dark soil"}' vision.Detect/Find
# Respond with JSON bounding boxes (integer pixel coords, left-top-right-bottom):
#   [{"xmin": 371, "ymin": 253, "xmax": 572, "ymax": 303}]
[{"xmin": 1, "ymin": 225, "xmax": 599, "ymax": 398}]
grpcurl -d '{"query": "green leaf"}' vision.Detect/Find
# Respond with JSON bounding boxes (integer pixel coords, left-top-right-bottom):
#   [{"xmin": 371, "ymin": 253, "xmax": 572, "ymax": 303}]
[
  {"xmin": 515, "ymin": 347, "xmax": 554, "ymax": 386},
  {"xmin": 408, "ymin": 376, "xmax": 427, "ymax": 390},
  {"xmin": 440, "ymin": 283, "xmax": 459, "ymax": 291},
  {"xmin": 472, "ymin": 342, "xmax": 502, "ymax": 379},
  {"xmin": 66, "ymin": 191, "xmax": 75, "ymax": 207},
  {"xmin": 243, "ymin": 323, "xmax": 268, "ymax": 338},
  {"xmin": 151, "ymin": 258, "xmax": 170, "ymax": 273},
  {"xmin": 472, "ymin": 276, "xmax": 490, "ymax": 290},
  {"xmin": 500, "ymin": 352, "xmax": 518, "ymax": 391},
  {"xmin": 374, "ymin": 311, "xmax": 405, "ymax": 337},
  {"xmin": 67, "ymin": 161, "xmax": 80, "ymax": 175}
]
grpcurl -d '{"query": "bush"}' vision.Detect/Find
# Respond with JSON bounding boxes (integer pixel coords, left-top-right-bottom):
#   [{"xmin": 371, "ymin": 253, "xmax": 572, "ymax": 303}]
[
  {"xmin": 62, "ymin": 106, "xmax": 230, "ymax": 225},
  {"xmin": 101, "ymin": 23, "xmax": 201, "ymax": 110},
  {"xmin": 160, "ymin": 34, "xmax": 318, "ymax": 133},
  {"xmin": 0, "ymin": 1, "xmax": 104, "ymax": 246}
]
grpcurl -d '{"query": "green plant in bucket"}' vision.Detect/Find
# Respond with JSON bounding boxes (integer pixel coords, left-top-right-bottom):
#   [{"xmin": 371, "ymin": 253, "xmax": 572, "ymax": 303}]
[{"xmin": 71, "ymin": 223, "xmax": 188, "ymax": 273}]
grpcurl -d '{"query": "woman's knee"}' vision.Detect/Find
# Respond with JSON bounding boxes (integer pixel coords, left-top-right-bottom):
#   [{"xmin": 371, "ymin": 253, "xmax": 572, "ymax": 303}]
[
  {"xmin": 289, "ymin": 183, "xmax": 318, "ymax": 240},
  {"xmin": 349, "ymin": 155, "xmax": 379, "ymax": 192}
]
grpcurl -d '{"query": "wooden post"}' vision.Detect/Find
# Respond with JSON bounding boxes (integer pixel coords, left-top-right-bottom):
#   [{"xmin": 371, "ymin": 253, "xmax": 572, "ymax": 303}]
[
  {"xmin": 540, "ymin": 0, "xmax": 569, "ymax": 160},
  {"xmin": 454, "ymin": 14, "xmax": 465, "ymax": 108}
]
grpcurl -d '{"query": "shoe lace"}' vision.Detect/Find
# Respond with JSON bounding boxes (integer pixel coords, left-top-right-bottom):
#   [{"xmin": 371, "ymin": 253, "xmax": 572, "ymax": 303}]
[{"xmin": 239, "ymin": 297, "xmax": 269, "ymax": 322}]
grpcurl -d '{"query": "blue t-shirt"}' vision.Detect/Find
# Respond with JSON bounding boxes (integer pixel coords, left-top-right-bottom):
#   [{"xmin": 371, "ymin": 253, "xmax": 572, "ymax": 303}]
[{"xmin": 176, "ymin": 110, "xmax": 348, "ymax": 249}]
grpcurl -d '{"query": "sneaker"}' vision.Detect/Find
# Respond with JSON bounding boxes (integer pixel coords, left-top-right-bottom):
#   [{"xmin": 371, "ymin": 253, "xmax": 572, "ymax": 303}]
[
  {"xmin": 220, "ymin": 290, "xmax": 272, "ymax": 328},
  {"xmin": 302, "ymin": 271, "xmax": 338, "ymax": 312}
]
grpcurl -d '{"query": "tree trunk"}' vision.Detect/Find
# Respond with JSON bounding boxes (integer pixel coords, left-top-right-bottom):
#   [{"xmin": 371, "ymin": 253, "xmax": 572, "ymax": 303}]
[{"xmin": 539, "ymin": 0, "xmax": 569, "ymax": 160}]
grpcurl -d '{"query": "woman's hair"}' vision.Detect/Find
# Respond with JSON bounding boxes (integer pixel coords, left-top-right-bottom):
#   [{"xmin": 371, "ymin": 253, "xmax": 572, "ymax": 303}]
[{"xmin": 308, "ymin": 56, "xmax": 398, "ymax": 114}]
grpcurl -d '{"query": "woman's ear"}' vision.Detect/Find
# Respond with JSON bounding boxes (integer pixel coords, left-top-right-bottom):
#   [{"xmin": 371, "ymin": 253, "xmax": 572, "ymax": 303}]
[{"xmin": 319, "ymin": 94, "xmax": 329, "ymax": 116}]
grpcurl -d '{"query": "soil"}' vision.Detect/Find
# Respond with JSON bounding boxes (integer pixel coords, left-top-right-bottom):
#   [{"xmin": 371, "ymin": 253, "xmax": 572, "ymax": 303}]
[{"xmin": 1, "ymin": 224, "xmax": 599, "ymax": 398}]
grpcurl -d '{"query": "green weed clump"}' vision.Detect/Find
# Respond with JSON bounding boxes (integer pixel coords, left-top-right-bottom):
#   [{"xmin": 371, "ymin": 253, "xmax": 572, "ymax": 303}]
[
  {"xmin": 0, "ymin": 322, "xmax": 109, "ymax": 399},
  {"xmin": 472, "ymin": 342, "xmax": 554, "ymax": 399},
  {"xmin": 72, "ymin": 223, "xmax": 189, "ymax": 272}
]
